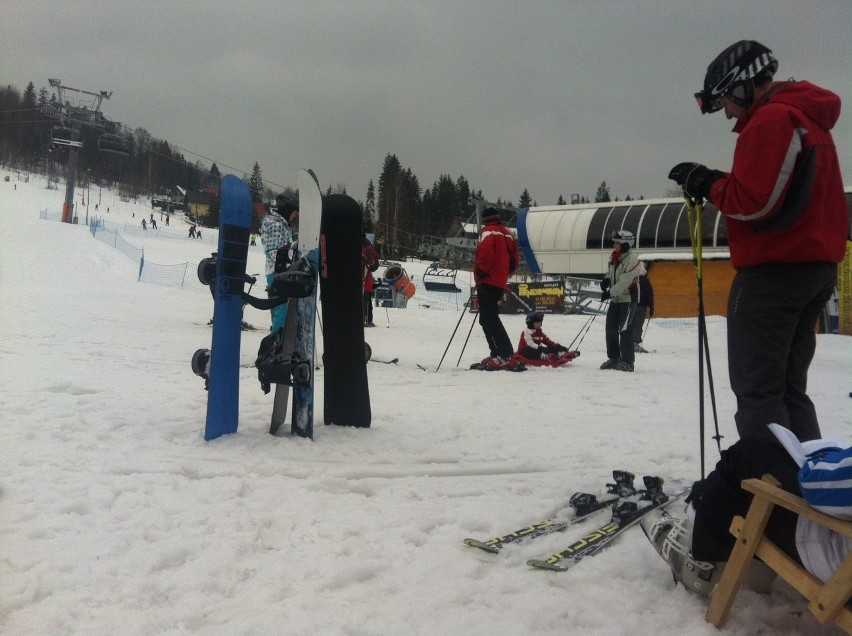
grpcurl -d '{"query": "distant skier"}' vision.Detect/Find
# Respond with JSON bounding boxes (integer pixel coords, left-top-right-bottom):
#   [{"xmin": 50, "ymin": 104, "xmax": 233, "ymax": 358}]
[
  {"xmin": 599, "ymin": 230, "xmax": 641, "ymax": 372},
  {"xmin": 189, "ymin": 224, "xmax": 196, "ymax": 239},
  {"xmin": 362, "ymin": 233, "xmax": 379, "ymax": 327},
  {"xmin": 473, "ymin": 207, "xmax": 519, "ymax": 370},
  {"xmin": 141, "ymin": 218, "xmax": 147, "ymax": 230}
]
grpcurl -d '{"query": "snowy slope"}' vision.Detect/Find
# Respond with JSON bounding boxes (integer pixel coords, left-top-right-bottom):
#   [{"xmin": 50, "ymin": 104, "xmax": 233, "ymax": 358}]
[{"xmin": 0, "ymin": 170, "xmax": 849, "ymax": 635}]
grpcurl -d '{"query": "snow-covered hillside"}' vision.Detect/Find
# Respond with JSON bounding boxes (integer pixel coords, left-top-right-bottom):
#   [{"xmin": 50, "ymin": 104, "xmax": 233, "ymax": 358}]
[{"xmin": 0, "ymin": 169, "xmax": 849, "ymax": 635}]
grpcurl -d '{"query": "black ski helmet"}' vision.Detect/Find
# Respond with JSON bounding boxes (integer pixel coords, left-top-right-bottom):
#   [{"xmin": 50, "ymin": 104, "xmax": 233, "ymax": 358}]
[
  {"xmin": 526, "ymin": 310, "xmax": 544, "ymax": 328},
  {"xmin": 276, "ymin": 192, "xmax": 299, "ymax": 215},
  {"xmin": 611, "ymin": 229, "xmax": 634, "ymax": 247},
  {"xmin": 695, "ymin": 40, "xmax": 778, "ymax": 114}
]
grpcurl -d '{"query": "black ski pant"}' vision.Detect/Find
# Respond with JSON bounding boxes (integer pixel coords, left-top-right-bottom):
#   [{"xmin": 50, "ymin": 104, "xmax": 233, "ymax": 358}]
[
  {"xmin": 689, "ymin": 436, "xmax": 800, "ymax": 565},
  {"xmin": 605, "ymin": 300, "xmax": 636, "ymax": 364},
  {"xmin": 632, "ymin": 306, "xmax": 649, "ymax": 344},
  {"xmin": 727, "ymin": 261, "xmax": 837, "ymax": 442},
  {"xmin": 363, "ymin": 291, "xmax": 374, "ymax": 323},
  {"xmin": 476, "ymin": 284, "xmax": 513, "ymax": 359}
]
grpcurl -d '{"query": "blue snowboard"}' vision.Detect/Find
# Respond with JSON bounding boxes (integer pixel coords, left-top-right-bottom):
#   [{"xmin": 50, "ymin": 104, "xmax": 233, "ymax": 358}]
[
  {"xmin": 204, "ymin": 175, "xmax": 252, "ymax": 440},
  {"xmin": 290, "ymin": 169, "xmax": 322, "ymax": 439}
]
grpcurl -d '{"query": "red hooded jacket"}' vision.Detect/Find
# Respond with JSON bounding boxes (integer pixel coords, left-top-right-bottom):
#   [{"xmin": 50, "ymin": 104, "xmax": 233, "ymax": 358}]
[
  {"xmin": 708, "ymin": 80, "xmax": 847, "ymax": 269},
  {"xmin": 474, "ymin": 220, "xmax": 518, "ymax": 288}
]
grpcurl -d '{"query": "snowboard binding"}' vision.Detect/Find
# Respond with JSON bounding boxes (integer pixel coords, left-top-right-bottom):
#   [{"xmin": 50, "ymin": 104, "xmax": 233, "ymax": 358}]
[
  {"xmin": 191, "ymin": 348, "xmax": 211, "ymax": 390},
  {"xmin": 255, "ymin": 329, "xmax": 312, "ymax": 393}
]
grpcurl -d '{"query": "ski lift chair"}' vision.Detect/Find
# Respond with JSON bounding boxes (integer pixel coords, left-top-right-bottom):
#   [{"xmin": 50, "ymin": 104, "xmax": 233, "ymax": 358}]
[
  {"xmin": 705, "ymin": 475, "xmax": 852, "ymax": 634},
  {"xmin": 51, "ymin": 126, "xmax": 83, "ymax": 148},
  {"xmin": 98, "ymin": 133, "xmax": 131, "ymax": 156}
]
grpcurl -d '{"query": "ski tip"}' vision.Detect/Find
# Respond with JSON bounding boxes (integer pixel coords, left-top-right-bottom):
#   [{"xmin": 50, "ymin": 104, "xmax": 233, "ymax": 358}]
[
  {"xmin": 463, "ymin": 538, "xmax": 501, "ymax": 554},
  {"xmin": 527, "ymin": 559, "xmax": 566, "ymax": 571}
]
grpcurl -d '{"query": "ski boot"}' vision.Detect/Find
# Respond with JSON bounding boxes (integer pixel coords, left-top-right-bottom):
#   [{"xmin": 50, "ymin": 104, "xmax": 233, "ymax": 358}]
[
  {"xmin": 606, "ymin": 470, "xmax": 637, "ymax": 497},
  {"xmin": 640, "ymin": 509, "xmax": 720, "ymax": 596}
]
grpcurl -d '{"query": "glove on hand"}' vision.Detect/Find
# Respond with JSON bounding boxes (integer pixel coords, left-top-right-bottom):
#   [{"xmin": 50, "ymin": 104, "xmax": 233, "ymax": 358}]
[
  {"xmin": 668, "ymin": 162, "xmax": 724, "ymax": 200},
  {"xmin": 599, "ymin": 277, "xmax": 611, "ymax": 291},
  {"xmin": 475, "ymin": 269, "xmax": 488, "ymax": 280},
  {"xmin": 600, "ymin": 290, "xmax": 611, "ymax": 301}
]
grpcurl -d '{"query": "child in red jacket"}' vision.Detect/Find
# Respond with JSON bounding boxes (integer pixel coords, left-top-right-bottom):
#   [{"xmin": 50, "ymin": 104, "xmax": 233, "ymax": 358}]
[{"xmin": 516, "ymin": 311, "xmax": 571, "ymax": 361}]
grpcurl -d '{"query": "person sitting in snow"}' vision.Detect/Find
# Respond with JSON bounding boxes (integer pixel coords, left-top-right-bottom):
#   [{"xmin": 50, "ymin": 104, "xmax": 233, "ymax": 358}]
[
  {"xmin": 516, "ymin": 311, "xmax": 571, "ymax": 362},
  {"xmin": 640, "ymin": 425, "xmax": 851, "ymax": 598}
]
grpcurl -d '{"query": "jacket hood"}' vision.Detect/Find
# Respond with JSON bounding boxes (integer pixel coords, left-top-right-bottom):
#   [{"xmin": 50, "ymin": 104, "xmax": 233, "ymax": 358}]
[{"xmin": 740, "ymin": 81, "xmax": 841, "ymax": 131}]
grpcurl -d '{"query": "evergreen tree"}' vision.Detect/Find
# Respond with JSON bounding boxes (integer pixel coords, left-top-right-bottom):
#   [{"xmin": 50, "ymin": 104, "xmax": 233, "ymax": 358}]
[
  {"xmin": 518, "ymin": 188, "xmax": 532, "ymax": 208},
  {"xmin": 594, "ymin": 181, "xmax": 611, "ymax": 203},
  {"xmin": 377, "ymin": 154, "xmax": 423, "ymax": 258},
  {"xmin": 557, "ymin": 194, "xmax": 566, "ymax": 205},
  {"xmin": 248, "ymin": 162, "xmax": 264, "ymax": 202},
  {"xmin": 364, "ymin": 179, "xmax": 376, "ymax": 225}
]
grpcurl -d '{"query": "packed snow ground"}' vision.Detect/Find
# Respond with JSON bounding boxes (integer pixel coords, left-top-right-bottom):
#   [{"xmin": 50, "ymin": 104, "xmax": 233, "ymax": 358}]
[{"xmin": 1, "ymin": 169, "xmax": 849, "ymax": 636}]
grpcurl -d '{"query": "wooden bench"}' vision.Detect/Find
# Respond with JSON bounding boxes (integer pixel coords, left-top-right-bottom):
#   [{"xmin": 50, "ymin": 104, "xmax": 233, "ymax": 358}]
[{"xmin": 705, "ymin": 475, "xmax": 852, "ymax": 633}]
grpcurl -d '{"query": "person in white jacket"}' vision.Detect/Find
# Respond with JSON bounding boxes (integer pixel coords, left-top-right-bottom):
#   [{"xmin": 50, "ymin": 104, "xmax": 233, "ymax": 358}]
[{"xmin": 599, "ymin": 230, "xmax": 643, "ymax": 372}]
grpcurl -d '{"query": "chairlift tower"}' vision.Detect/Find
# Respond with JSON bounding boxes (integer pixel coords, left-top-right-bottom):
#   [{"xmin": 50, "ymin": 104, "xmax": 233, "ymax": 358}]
[{"xmin": 44, "ymin": 79, "xmax": 122, "ymax": 223}]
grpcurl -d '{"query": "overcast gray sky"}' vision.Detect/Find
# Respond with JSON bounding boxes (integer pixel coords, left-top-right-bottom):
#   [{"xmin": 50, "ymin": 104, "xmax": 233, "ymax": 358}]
[{"xmin": 3, "ymin": 0, "xmax": 851, "ymax": 205}]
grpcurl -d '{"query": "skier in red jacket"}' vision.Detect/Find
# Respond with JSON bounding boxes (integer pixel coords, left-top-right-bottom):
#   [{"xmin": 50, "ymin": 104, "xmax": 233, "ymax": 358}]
[
  {"xmin": 669, "ymin": 40, "xmax": 847, "ymax": 443},
  {"xmin": 473, "ymin": 207, "xmax": 519, "ymax": 370}
]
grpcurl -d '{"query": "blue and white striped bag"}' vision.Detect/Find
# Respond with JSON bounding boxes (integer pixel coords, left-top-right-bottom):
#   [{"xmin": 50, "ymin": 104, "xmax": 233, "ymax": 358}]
[
  {"xmin": 798, "ymin": 446, "xmax": 852, "ymax": 521},
  {"xmin": 768, "ymin": 423, "xmax": 852, "ymax": 520}
]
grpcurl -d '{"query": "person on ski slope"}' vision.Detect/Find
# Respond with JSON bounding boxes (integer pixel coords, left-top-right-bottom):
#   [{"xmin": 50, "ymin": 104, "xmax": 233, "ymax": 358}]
[
  {"xmin": 516, "ymin": 311, "xmax": 571, "ymax": 361},
  {"xmin": 260, "ymin": 193, "xmax": 296, "ymax": 332},
  {"xmin": 599, "ymin": 230, "xmax": 642, "ymax": 372},
  {"xmin": 641, "ymin": 426, "xmax": 851, "ymax": 598},
  {"xmin": 669, "ymin": 40, "xmax": 847, "ymax": 442},
  {"xmin": 362, "ymin": 233, "xmax": 379, "ymax": 327},
  {"xmin": 632, "ymin": 269, "xmax": 654, "ymax": 353},
  {"xmin": 473, "ymin": 207, "xmax": 519, "ymax": 370}
]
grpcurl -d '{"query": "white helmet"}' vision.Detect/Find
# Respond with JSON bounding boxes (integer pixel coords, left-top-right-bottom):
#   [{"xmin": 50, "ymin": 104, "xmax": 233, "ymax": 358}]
[{"xmin": 611, "ymin": 229, "xmax": 635, "ymax": 247}]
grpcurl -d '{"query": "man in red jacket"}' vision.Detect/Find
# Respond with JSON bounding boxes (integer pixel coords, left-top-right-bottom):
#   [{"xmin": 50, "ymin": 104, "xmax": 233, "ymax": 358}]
[
  {"xmin": 473, "ymin": 207, "xmax": 519, "ymax": 370},
  {"xmin": 669, "ymin": 40, "xmax": 847, "ymax": 442}
]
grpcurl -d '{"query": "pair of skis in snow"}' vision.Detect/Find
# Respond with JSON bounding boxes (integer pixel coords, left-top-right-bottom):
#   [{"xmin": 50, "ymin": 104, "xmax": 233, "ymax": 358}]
[{"xmin": 464, "ymin": 471, "xmax": 681, "ymax": 571}]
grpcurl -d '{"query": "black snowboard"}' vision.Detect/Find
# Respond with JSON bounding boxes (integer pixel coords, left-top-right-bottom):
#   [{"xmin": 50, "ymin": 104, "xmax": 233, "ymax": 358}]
[{"xmin": 319, "ymin": 194, "xmax": 371, "ymax": 427}]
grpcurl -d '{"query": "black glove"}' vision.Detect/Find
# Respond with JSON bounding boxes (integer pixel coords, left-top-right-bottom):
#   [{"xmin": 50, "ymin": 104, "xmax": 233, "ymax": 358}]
[
  {"xmin": 601, "ymin": 290, "xmax": 611, "ymax": 301},
  {"xmin": 668, "ymin": 162, "xmax": 724, "ymax": 200},
  {"xmin": 475, "ymin": 269, "xmax": 488, "ymax": 280},
  {"xmin": 599, "ymin": 277, "xmax": 611, "ymax": 291}
]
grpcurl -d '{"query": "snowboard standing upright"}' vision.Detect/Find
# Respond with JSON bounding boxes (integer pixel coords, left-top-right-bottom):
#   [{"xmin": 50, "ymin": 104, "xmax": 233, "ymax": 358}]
[
  {"xmin": 319, "ymin": 194, "xmax": 371, "ymax": 428},
  {"xmin": 281, "ymin": 169, "xmax": 322, "ymax": 439},
  {"xmin": 203, "ymin": 174, "xmax": 252, "ymax": 441}
]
